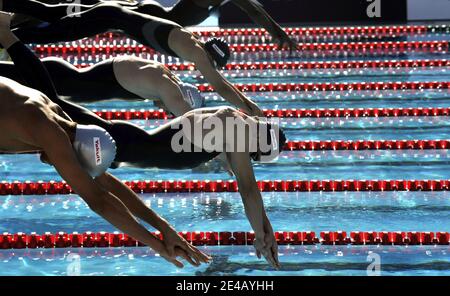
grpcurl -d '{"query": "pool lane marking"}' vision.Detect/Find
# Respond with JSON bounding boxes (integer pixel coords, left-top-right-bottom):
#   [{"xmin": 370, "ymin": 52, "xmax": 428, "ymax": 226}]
[
  {"xmin": 0, "ymin": 231, "xmax": 448, "ymax": 249},
  {"xmin": 1, "ymin": 180, "xmax": 450, "ymax": 195}
]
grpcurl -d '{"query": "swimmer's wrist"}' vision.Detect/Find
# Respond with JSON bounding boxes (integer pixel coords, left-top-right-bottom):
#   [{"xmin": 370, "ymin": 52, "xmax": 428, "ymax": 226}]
[
  {"xmin": 156, "ymin": 219, "xmax": 174, "ymax": 234},
  {"xmin": 255, "ymin": 231, "xmax": 265, "ymax": 241}
]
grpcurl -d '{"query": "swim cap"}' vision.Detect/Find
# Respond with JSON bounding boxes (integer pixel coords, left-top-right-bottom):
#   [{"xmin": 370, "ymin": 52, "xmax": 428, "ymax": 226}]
[
  {"xmin": 204, "ymin": 38, "xmax": 230, "ymax": 68},
  {"xmin": 180, "ymin": 83, "xmax": 205, "ymax": 109},
  {"xmin": 72, "ymin": 125, "xmax": 117, "ymax": 178},
  {"xmin": 250, "ymin": 121, "xmax": 286, "ymax": 162}
]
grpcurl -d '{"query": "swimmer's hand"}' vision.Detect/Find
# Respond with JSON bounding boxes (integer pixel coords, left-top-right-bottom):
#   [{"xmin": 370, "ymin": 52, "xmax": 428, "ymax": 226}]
[
  {"xmin": 153, "ymin": 242, "xmax": 187, "ymax": 268},
  {"xmin": 254, "ymin": 218, "xmax": 280, "ymax": 269},
  {"xmin": 162, "ymin": 226, "xmax": 212, "ymax": 267},
  {"xmin": 272, "ymin": 28, "xmax": 299, "ymax": 54},
  {"xmin": 244, "ymin": 98, "xmax": 264, "ymax": 117},
  {"xmin": 216, "ymin": 153, "xmax": 234, "ymax": 177}
]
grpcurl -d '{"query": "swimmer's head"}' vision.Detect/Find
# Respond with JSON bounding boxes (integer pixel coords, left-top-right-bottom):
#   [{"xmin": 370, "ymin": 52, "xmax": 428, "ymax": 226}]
[
  {"xmin": 250, "ymin": 120, "xmax": 286, "ymax": 163},
  {"xmin": 180, "ymin": 82, "xmax": 205, "ymax": 109},
  {"xmin": 72, "ymin": 125, "xmax": 117, "ymax": 177},
  {"xmin": 204, "ymin": 38, "xmax": 230, "ymax": 68}
]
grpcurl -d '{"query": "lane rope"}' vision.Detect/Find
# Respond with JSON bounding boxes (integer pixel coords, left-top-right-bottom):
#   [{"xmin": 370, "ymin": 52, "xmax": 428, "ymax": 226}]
[
  {"xmin": 34, "ymin": 41, "xmax": 449, "ymax": 56},
  {"xmin": 94, "ymin": 107, "xmax": 450, "ymax": 120},
  {"xmin": 72, "ymin": 58, "xmax": 450, "ymax": 70},
  {"xmin": 195, "ymin": 81, "xmax": 449, "ymax": 93},
  {"xmin": 165, "ymin": 59, "xmax": 450, "ymax": 72},
  {"xmin": 1, "ymin": 180, "xmax": 450, "ymax": 195},
  {"xmin": 193, "ymin": 25, "xmax": 450, "ymax": 37},
  {"xmin": 0, "ymin": 231, "xmax": 448, "ymax": 249},
  {"xmin": 89, "ymin": 25, "xmax": 450, "ymax": 41},
  {"xmin": 1, "ymin": 140, "xmax": 448, "ymax": 154}
]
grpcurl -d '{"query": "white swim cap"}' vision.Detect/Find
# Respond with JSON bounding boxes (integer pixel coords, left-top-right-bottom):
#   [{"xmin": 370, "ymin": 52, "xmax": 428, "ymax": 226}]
[
  {"xmin": 72, "ymin": 125, "xmax": 117, "ymax": 177},
  {"xmin": 180, "ymin": 83, "xmax": 205, "ymax": 109}
]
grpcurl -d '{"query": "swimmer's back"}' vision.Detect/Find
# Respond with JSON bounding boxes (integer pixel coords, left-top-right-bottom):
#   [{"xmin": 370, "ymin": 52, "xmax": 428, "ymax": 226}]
[
  {"xmin": 0, "ymin": 76, "xmax": 69, "ymax": 129},
  {"xmin": 0, "ymin": 77, "xmax": 56, "ymax": 152},
  {"xmin": 0, "ymin": 76, "xmax": 41, "ymax": 110}
]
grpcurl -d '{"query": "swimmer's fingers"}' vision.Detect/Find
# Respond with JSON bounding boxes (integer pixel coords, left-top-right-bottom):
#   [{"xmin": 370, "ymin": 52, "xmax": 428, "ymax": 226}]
[
  {"xmin": 255, "ymin": 237, "xmax": 278, "ymax": 269},
  {"xmin": 253, "ymin": 238, "xmax": 264, "ymax": 260},
  {"xmin": 161, "ymin": 253, "xmax": 184, "ymax": 268},
  {"xmin": 271, "ymin": 242, "xmax": 281, "ymax": 269},
  {"xmin": 264, "ymin": 233, "xmax": 280, "ymax": 269},
  {"xmin": 180, "ymin": 243, "xmax": 210, "ymax": 264},
  {"xmin": 256, "ymin": 249, "xmax": 262, "ymax": 259},
  {"xmin": 188, "ymin": 244, "xmax": 212, "ymax": 263},
  {"xmin": 175, "ymin": 247, "xmax": 201, "ymax": 267},
  {"xmin": 178, "ymin": 242, "xmax": 207, "ymax": 265},
  {"xmin": 261, "ymin": 246, "xmax": 278, "ymax": 269}
]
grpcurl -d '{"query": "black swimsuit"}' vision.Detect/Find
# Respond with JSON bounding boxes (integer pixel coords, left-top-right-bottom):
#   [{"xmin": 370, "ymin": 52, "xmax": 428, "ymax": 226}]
[
  {"xmin": 3, "ymin": 0, "xmax": 181, "ymax": 57},
  {"xmin": 0, "ymin": 58, "xmax": 138, "ymax": 101},
  {"xmin": 3, "ymin": 40, "xmax": 220, "ymax": 169},
  {"xmin": 54, "ymin": 0, "xmax": 217, "ymax": 27},
  {"xmin": 136, "ymin": 0, "xmax": 215, "ymax": 27}
]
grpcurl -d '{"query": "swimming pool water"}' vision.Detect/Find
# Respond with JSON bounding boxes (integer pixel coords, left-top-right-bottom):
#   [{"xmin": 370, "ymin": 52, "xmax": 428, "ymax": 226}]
[
  {"xmin": 1, "ymin": 192, "xmax": 449, "ymax": 233},
  {"xmin": 1, "ymin": 192, "xmax": 448, "ymax": 276},
  {"xmin": 1, "ymin": 23, "xmax": 449, "ymax": 276},
  {"xmin": 0, "ymin": 246, "xmax": 448, "ymax": 276}
]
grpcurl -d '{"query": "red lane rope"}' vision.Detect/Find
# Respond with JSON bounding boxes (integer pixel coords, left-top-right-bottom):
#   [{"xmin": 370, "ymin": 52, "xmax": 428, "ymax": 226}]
[
  {"xmin": 285, "ymin": 140, "xmax": 450, "ymax": 151},
  {"xmin": 1, "ymin": 180, "xmax": 450, "ymax": 195},
  {"xmin": 94, "ymin": 107, "xmax": 450, "ymax": 120},
  {"xmin": 73, "ymin": 59, "xmax": 450, "ymax": 70},
  {"xmin": 196, "ymin": 81, "xmax": 449, "ymax": 93},
  {"xmin": 0, "ymin": 231, "xmax": 448, "ymax": 249},
  {"xmin": 97, "ymin": 25, "xmax": 447, "ymax": 40},
  {"xmin": 193, "ymin": 25, "xmax": 444, "ymax": 37},
  {"xmin": 158, "ymin": 59, "xmax": 450, "ymax": 72},
  {"xmin": 2, "ymin": 140, "xmax": 447, "ymax": 156},
  {"xmin": 34, "ymin": 40, "xmax": 449, "ymax": 56}
]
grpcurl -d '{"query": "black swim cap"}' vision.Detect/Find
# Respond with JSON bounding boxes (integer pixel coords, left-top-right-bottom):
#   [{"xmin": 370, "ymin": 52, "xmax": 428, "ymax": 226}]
[
  {"xmin": 204, "ymin": 38, "xmax": 230, "ymax": 68},
  {"xmin": 250, "ymin": 121, "xmax": 287, "ymax": 162}
]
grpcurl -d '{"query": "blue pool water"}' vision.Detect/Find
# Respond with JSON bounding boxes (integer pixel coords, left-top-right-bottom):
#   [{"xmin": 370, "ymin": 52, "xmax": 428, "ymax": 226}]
[
  {"xmin": 0, "ymin": 246, "xmax": 448, "ymax": 276},
  {"xmin": 1, "ymin": 192, "xmax": 449, "ymax": 234},
  {"xmin": 1, "ymin": 24, "xmax": 449, "ymax": 276}
]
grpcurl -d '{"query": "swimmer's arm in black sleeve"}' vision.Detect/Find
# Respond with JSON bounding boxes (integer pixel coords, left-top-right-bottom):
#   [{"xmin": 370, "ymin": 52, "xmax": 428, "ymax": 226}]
[
  {"xmin": 231, "ymin": 0, "xmax": 298, "ymax": 52},
  {"xmin": 0, "ymin": 25, "xmax": 60, "ymax": 102},
  {"xmin": 225, "ymin": 151, "xmax": 280, "ymax": 269},
  {"xmin": 1, "ymin": 19, "xmax": 113, "ymax": 128}
]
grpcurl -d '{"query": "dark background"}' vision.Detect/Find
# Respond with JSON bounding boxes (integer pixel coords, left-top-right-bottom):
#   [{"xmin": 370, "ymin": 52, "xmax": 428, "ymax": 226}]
[{"xmin": 219, "ymin": 0, "xmax": 407, "ymax": 25}]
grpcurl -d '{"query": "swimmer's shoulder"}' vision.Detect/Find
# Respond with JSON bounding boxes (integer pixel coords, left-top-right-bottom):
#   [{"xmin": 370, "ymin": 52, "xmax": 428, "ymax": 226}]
[
  {"xmin": 0, "ymin": 76, "xmax": 53, "ymax": 114},
  {"xmin": 0, "ymin": 76, "xmax": 42, "ymax": 99}
]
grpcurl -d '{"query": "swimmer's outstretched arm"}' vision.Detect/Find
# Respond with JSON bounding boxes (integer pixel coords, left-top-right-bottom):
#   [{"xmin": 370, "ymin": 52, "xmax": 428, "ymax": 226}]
[
  {"xmin": 95, "ymin": 172, "xmax": 211, "ymax": 265},
  {"xmin": 0, "ymin": 12, "xmax": 201, "ymax": 268},
  {"xmin": 225, "ymin": 151, "xmax": 280, "ymax": 269},
  {"xmin": 28, "ymin": 111, "xmax": 188, "ymax": 268},
  {"xmin": 169, "ymin": 28, "xmax": 264, "ymax": 117},
  {"xmin": 231, "ymin": 0, "xmax": 298, "ymax": 52}
]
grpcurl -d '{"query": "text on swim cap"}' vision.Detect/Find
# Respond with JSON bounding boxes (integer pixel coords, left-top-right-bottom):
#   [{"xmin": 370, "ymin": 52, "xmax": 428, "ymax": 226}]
[
  {"xmin": 93, "ymin": 137, "xmax": 102, "ymax": 166},
  {"xmin": 212, "ymin": 44, "xmax": 226, "ymax": 58}
]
